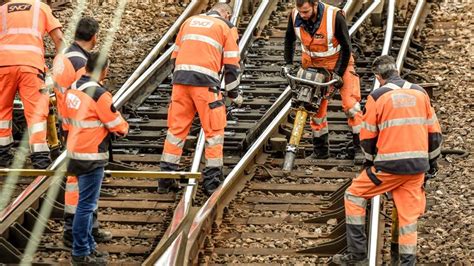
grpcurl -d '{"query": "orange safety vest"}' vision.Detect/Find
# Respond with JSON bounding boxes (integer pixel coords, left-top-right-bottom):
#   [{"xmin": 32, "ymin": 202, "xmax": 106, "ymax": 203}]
[
  {"xmin": 0, "ymin": 0, "xmax": 62, "ymax": 71},
  {"xmin": 52, "ymin": 44, "xmax": 88, "ymax": 129},
  {"xmin": 291, "ymin": 4, "xmax": 354, "ymax": 70},
  {"xmin": 360, "ymin": 78, "xmax": 443, "ymax": 174},
  {"xmin": 64, "ymin": 76, "xmax": 129, "ymax": 175},
  {"xmin": 171, "ymin": 11, "xmax": 240, "ymax": 91}
]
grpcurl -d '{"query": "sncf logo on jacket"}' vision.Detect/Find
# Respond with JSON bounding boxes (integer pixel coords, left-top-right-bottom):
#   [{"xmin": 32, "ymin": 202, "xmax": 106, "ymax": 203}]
[
  {"xmin": 66, "ymin": 93, "xmax": 81, "ymax": 110},
  {"xmin": 189, "ymin": 17, "xmax": 214, "ymax": 28},
  {"xmin": 7, "ymin": 3, "xmax": 32, "ymax": 13}
]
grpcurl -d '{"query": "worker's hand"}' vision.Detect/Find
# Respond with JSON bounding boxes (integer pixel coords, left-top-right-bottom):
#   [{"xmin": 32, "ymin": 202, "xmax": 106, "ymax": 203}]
[
  {"xmin": 332, "ymin": 72, "xmax": 344, "ymax": 89},
  {"xmin": 113, "ymin": 131, "xmax": 127, "ymax": 138}
]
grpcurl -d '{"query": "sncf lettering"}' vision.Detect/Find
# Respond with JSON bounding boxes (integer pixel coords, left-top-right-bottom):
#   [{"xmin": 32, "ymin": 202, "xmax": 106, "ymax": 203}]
[
  {"xmin": 8, "ymin": 3, "xmax": 32, "ymax": 13},
  {"xmin": 189, "ymin": 17, "xmax": 214, "ymax": 28},
  {"xmin": 66, "ymin": 93, "xmax": 81, "ymax": 110},
  {"xmin": 391, "ymin": 94, "xmax": 416, "ymax": 108}
]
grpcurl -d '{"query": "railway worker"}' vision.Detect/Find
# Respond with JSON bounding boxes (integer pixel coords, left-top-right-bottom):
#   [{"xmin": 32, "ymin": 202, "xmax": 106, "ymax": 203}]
[
  {"xmin": 0, "ymin": 0, "xmax": 63, "ymax": 169},
  {"xmin": 284, "ymin": 0, "xmax": 363, "ymax": 160},
  {"xmin": 52, "ymin": 17, "xmax": 113, "ymax": 248},
  {"xmin": 333, "ymin": 55, "xmax": 442, "ymax": 265},
  {"xmin": 64, "ymin": 52, "xmax": 129, "ymax": 264},
  {"xmin": 158, "ymin": 3, "xmax": 242, "ymax": 196}
]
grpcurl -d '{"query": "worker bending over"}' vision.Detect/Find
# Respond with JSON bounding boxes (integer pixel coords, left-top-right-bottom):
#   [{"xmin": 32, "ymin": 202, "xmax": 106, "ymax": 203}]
[
  {"xmin": 284, "ymin": 0, "xmax": 363, "ymax": 160},
  {"xmin": 0, "ymin": 0, "xmax": 63, "ymax": 168},
  {"xmin": 159, "ymin": 3, "xmax": 242, "ymax": 195},
  {"xmin": 64, "ymin": 53, "xmax": 128, "ymax": 265},
  {"xmin": 333, "ymin": 55, "xmax": 442, "ymax": 265}
]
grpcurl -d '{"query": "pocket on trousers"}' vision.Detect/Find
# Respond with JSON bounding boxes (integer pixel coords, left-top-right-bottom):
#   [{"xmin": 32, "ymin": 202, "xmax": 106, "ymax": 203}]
[
  {"xmin": 0, "ymin": 67, "xmax": 10, "ymax": 75},
  {"xmin": 209, "ymin": 105, "xmax": 226, "ymax": 131}
]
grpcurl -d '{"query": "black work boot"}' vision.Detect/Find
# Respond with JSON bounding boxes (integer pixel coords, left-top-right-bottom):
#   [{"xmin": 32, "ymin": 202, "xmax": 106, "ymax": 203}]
[
  {"xmin": 332, "ymin": 252, "xmax": 368, "ymax": 265},
  {"xmin": 202, "ymin": 167, "xmax": 223, "ymax": 196},
  {"xmin": 0, "ymin": 143, "xmax": 14, "ymax": 167},
  {"xmin": 30, "ymin": 151, "xmax": 52, "ymax": 169},
  {"xmin": 307, "ymin": 133, "xmax": 329, "ymax": 159},
  {"xmin": 71, "ymin": 254, "xmax": 106, "ymax": 266},
  {"xmin": 92, "ymin": 229, "xmax": 113, "ymax": 243},
  {"xmin": 63, "ymin": 230, "xmax": 73, "ymax": 248},
  {"xmin": 158, "ymin": 162, "xmax": 180, "ymax": 194}
]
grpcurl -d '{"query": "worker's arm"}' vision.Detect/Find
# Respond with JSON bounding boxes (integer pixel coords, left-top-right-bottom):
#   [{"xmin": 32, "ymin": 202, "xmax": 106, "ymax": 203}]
[
  {"xmin": 49, "ymin": 28, "xmax": 64, "ymax": 53},
  {"xmin": 284, "ymin": 12, "xmax": 297, "ymax": 65},
  {"xmin": 96, "ymin": 92, "xmax": 129, "ymax": 136},
  {"xmin": 360, "ymin": 95, "xmax": 378, "ymax": 166},
  {"xmin": 223, "ymin": 26, "xmax": 241, "ymax": 97},
  {"xmin": 333, "ymin": 11, "xmax": 351, "ymax": 76},
  {"xmin": 171, "ymin": 21, "xmax": 186, "ymax": 67},
  {"xmin": 42, "ymin": 3, "xmax": 63, "ymax": 53},
  {"xmin": 426, "ymin": 97, "xmax": 443, "ymax": 170}
]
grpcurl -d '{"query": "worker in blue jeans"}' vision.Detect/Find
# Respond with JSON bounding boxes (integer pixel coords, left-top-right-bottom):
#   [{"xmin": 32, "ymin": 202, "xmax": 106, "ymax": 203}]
[{"xmin": 64, "ymin": 53, "xmax": 129, "ymax": 265}]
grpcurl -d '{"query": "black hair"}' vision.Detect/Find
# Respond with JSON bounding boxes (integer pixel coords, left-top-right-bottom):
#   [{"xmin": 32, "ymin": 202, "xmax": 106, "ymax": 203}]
[
  {"xmin": 75, "ymin": 17, "xmax": 99, "ymax": 42},
  {"xmin": 85, "ymin": 52, "xmax": 109, "ymax": 73},
  {"xmin": 371, "ymin": 55, "xmax": 399, "ymax": 80},
  {"xmin": 296, "ymin": 0, "xmax": 317, "ymax": 7}
]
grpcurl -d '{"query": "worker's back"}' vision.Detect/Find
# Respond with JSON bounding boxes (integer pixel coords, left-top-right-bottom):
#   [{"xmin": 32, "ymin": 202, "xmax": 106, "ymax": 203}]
[
  {"xmin": 172, "ymin": 12, "xmax": 239, "ymax": 87},
  {"xmin": 362, "ymin": 77, "xmax": 441, "ymax": 174},
  {"xmin": 0, "ymin": 0, "xmax": 61, "ymax": 70}
]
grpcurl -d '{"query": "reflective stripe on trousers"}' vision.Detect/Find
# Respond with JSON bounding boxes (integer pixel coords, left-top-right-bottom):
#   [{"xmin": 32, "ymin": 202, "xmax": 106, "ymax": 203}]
[{"xmin": 64, "ymin": 176, "xmax": 79, "ymax": 214}]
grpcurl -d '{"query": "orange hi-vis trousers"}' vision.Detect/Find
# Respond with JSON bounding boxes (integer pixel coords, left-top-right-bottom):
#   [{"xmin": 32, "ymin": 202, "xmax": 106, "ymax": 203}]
[
  {"xmin": 310, "ymin": 64, "xmax": 362, "ymax": 137},
  {"xmin": 161, "ymin": 84, "xmax": 226, "ymax": 169},
  {"xmin": 0, "ymin": 66, "xmax": 49, "ymax": 152},
  {"xmin": 344, "ymin": 166, "xmax": 425, "ymax": 265}
]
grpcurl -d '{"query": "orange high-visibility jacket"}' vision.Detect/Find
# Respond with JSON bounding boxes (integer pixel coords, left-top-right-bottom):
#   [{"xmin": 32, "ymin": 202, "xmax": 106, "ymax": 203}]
[
  {"xmin": 52, "ymin": 42, "xmax": 89, "ymax": 129},
  {"xmin": 171, "ymin": 11, "xmax": 240, "ymax": 92},
  {"xmin": 0, "ymin": 0, "xmax": 62, "ymax": 71},
  {"xmin": 64, "ymin": 76, "xmax": 129, "ymax": 175},
  {"xmin": 291, "ymin": 3, "xmax": 354, "ymax": 70},
  {"xmin": 360, "ymin": 77, "xmax": 442, "ymax": 174}
]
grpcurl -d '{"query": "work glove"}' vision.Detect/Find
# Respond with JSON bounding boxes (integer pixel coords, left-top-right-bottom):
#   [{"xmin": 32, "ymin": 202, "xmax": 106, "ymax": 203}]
[
  {"xmin": 423, "ymin": 161, "xmax": 438, "ymax": 188},
  {"xmin": 227, "ymin": 89, "xmax": 243, "ymax": 107},
  {"xmin": 281, "ymin": 64, "xmax": 293, "ymax": 78},
  {"xmin": 332, "ymin": 72, "xmax": 344, "ymax": 89},
  {"xmin": 230, "ymin": 94, "xmax": 244, "ymax": 107}
]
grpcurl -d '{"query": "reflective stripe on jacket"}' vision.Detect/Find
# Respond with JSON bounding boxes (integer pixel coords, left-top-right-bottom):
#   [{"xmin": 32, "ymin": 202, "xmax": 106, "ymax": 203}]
[
  {"xmin": 65, "ymin": 75, "xmax": 129, "ymax": 175},
  {"xmin": 0, "ymin": 0, "xmax": 62, "ymax": 70},
  {"xmin": 360, "ymin": 76, "xmax": 442, "ymax": 174},
  {"xmin": 172, "ymin": 11, "xmax": 240, "ymax": 91},
  {"xmin": 291, "ymin": 3, "xmax": 354, "ymax": 70}
]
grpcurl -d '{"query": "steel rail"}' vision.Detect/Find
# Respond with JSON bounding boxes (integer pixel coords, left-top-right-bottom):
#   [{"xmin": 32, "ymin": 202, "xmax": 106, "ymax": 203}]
[
  {"xmin": 368, "ymin": 1, "xmax": 426, "ymax": 265},
  {"xmin": 348, "ymin": 0, "xmax": 382, "ymax": 36},
  {"xmin": 367, "ymin": 1, "xmax": 396, "ymax": 265},
  {"xmin": 145, "ymin": 2, "xmax": 245, "ymax": 264},
  {"xmin": 182, "ymin": 0, "xmax": 371, "ymax": 263},
  {"xmin": 112, "ymin": 0, "xmax": 207, "ymax": 102},
  {"xmin": 154, "ymin": 1, "xmax": 274, "ymax": 264},
  {"xmin": 0, "ymin": 0, "xmax": 209, "ymax": 231}
]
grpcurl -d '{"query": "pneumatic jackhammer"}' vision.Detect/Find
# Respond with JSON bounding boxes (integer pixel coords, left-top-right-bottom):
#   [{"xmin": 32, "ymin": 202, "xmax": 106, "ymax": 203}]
[{"xmin": 281, "ymin": 66, "xmax": 338, "ymax": 172}]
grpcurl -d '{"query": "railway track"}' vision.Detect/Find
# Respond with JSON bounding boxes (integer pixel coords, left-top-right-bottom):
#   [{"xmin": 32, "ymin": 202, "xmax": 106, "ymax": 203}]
[{"xmin": 0, "ymin": 0, "xmax": 436, "ymax": 265}]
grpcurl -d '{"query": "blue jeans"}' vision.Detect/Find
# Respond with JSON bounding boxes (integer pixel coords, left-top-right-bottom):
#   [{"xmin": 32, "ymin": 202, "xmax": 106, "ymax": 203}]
[{"xmin": 72, "ymin": 167, "xmax": 104, "ymax": 256}]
